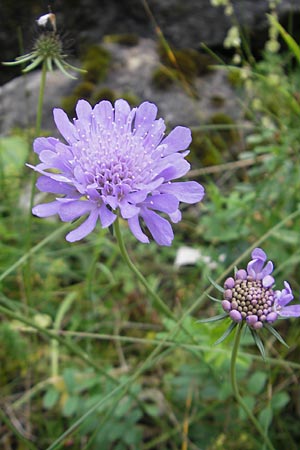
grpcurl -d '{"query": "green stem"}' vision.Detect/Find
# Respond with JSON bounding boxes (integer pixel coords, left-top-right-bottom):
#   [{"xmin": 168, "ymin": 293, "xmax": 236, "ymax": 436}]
[
  {"xmin": 23, "ymin": 60, "xmax": 48, "ymax": 304},
  {"xmin": 51, "ymin": 293, "xmax": 76, "ymax": 378},
  {"xmin": 230, "ymin": 323, "xmax": 276, "ymax": 450},
  {"xmin": 113, "ymin": 217, "xmax": 174, "ymax": 320},
  {"xmin": 35, "ymin": 60, "xmax": 48, "ymax": 136}
]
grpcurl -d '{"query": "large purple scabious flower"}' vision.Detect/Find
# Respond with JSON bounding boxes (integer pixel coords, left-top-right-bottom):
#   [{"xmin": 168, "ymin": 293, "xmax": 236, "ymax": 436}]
[
  {"xmin": 221, "ymin": 248, "xmax": 300, "ymax": 330},
  {"xmin": 29, "ymin": 99, "xmax": 204, "ymax": 244}
]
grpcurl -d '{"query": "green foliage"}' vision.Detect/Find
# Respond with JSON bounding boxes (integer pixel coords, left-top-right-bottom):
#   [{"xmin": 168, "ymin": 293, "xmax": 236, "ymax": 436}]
[{"xmin": 1, "ymin": 5, "xmax": 300, "ymax": 450}]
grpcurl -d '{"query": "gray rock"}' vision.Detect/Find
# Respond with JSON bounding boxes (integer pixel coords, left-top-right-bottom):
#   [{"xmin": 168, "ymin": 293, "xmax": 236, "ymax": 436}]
[
  {"xmin": 0, "ymin": 38, "xmax": 241, "ymax": 136},
  {"xmin": 1, "ymin": 0, "xmax": 299, "ymax": 85}
]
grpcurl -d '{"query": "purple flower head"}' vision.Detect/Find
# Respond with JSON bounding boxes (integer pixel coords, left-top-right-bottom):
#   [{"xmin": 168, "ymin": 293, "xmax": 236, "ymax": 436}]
[
  {"xmin": 221, "ymin": 247, "xmax": 296, "ymax": 329},
  {"xmin": 29, "ymin": 99, "xmax": 205, "ymax": 244}
]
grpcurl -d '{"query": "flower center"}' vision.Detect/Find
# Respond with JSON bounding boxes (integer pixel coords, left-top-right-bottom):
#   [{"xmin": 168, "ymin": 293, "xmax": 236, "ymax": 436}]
[
  {"xmin": 71, "ymin": 121, "xmax": 156, "ymax": 199},
  {"xmin": 223, "ymin": 277, "xmax": 275, "ymax": 329}
]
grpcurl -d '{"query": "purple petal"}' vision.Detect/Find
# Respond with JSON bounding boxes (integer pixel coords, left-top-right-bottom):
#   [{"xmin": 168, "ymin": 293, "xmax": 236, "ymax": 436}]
[
  {"xmin": 128, "ymin": 215, "xmax": 150, "ymax": 244},
  {"xmin": 246, "ymin": 315, "xmax": 258, "ymax": 326},
  {"xmin": 36, "ymin": 176, "xmax": 75, "ymax": 195},
  {"xmin": 222, "ymin": 300, "xmax": 231, "ymax": 312},
  {"xmin": 53, "ymin": 108, "xmax": 78, "ymax": 144},
  {"xmin": 259, "ymin": 261, "xmax": 274, "ymax": 280},
  {"xmin": 141, "ymin": 209, "xmax": 174, "ymax": 246},
  {"xmin": 98, "ymin": 203, "xmax": 117, "ymax": 228},
  {"xmin": 66, "ymin": 209, "xmax": 99, "ymax": 242},
  {"xmin": 157, "ymin": 157, "xmax": 190, "ymax": 181},
  {"xmin": 75, "ymin": 99, "xmax": 92, "ymax": 122},
  {"xmin": 159, "ymin": 181, "xmax": 205, "ymax": 203},
  {"xmin": 276, "ymin": 281, "xmax": 294, "ymax": 307},
  {"xmin": 262, "ymin": 274, "xmax": 275, "ymax": 288},
  {"xmin": 169, "ymin": 209, "xmax": 181, "ymax": 223},
  {"xmin": 134, "ymin": 102, "xmax": 157, "ymax": 137},
  {"xmin": 119, "ymin": 200, "xmax": 140, "ymax": 219},
  {"xmin": 143, "ymin": 118, "xmax": 166, "ymax": 149},
  {"xmin": 266, "ymin": 312, "xmax": 278, "ymax": 323},
  {"xmin": 278, "ymin": 305, "xmax": 300, "ymax": 317},
  {"xmin": 114, "ymin": 99, "xmax": 131, "ymax": 126},
  {"xmin": 32, "ymin": 201, "xmax": 60, "ymax": 217},
  {"xmin": 59, "ymin": 201, "xmax": 94, "ymax": 221},
  {"xmin": 235, "ymin": 269, "xmax": 247, "ymax": 280},
  {"xmin": 230, "ymin": 310, "xmax": 242, "ymax": 322},
  {"xmin": 160, "ymin": 126, "xmax": 192, "ymax": 156},
  {"xmin": 142, "ymin": 194, "xmax": 179, "ymax": 214},
  {"xmin": 224, "ymin": 277, "xmax": 235, "ymax": 289},
  {"xmin": 251, "ymin": 248, "xmax": 267, "ymax": 262},
  {"xmin": 33, "ymin": 137, "xmax": 58, "ymax": 155},
  {"xmin": 93, "ymin": 100, "xmax": 114, "ymax": 129}
]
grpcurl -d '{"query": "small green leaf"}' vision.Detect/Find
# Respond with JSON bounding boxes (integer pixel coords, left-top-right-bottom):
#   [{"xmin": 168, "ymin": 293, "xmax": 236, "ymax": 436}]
[
  {"xmin": 0, "ymin": 136, "xmax": 29, "ymax": 178},
  {"xmin": 62, "ymin": 395, "xmax": 79, "ymax": 417},
  {"xmin": 239, "ymin": 395, "xmax": 255, "ymax": 420},
  {"xmin": 198, "ymin": 313, "xmax": 227, "ymax": 323},
  {"xmin": 271, "ymin": 392, "xmax": 290, "ymax": 411},
  {"xmin": 267, "ymin": 14, "xmax": 300, "ymax": 63},
  {"xmin": 264, "ymin": 324, "xmax": 289, "ymax": 348},
  {"xmin": 258, "ymin": 405, "xmax": 273, "ymax": 430},
  {"xmin": 251, "ymin": 329, "xmax": 266, "ymax": 360},
  {"xmin": 214, "ymin": 321, "xmax": 236, "ymax": 345},
  {"xmin": 43, "ymin": 386, "xmax": 60, "ymax": 409},
  {"xmin": 247, "ymin": 371, "xmax": 267, "ymax": 395},
  {"xmin": 208, "ymin": 276, "xmax": 224, "ymax": 293}
]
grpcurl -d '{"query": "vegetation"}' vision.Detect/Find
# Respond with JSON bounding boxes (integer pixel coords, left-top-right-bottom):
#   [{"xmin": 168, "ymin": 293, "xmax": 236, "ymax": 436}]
[{"xmin": 1, "ymin": 2, "xmax": 300, "ymax": 449}]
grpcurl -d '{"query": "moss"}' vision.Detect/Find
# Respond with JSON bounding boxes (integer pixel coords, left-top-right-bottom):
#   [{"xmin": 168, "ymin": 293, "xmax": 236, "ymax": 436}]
[
  {"xmin": 210, "ymin": 95, "xmax": 225, "ymax": 106},
  {"xmin": 91, "ymin": 87, "xmax": 140, "ymax": 107},
  {"xmin": 91, "ymin": 87, "xmax": 117, "ymax": 104},
  {"xmin": 73, "ymin": 81, "xmax": 95, "ymax": 98},
  {"xmin": 80, "ymin": 45, "xmax": 111, "ymax": 83},
  {"xmin": 190, "ymin": 131, "xmax": 223, "ymax": 166},
  {"xmin": 103, "ymin": 33, "xmax": 139, "ymax": 46},
  {"xmin": 190, "ymin": 113, "xmax": 239, "ymax": 166},
  {"xmin": 61, "ymin": 81, "xmax": 95, "ymax": 116},
  {"xmin": 227, "ymin": 68, "xmax": 244, "ymax": 87},
  {"xmin": 158, "ymin": 43, "xmax": 214, "ymax": 80},
  {"xmin": 151, "ymin": 65, "xmax": 177, "ymax": 89}
]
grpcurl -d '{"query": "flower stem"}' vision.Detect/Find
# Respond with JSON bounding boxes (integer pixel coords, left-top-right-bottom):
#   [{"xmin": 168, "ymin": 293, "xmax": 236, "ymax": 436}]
[
  {"xmin": 230, "ymin": 323, "xmax": 276, "ymax": 450},
  {"xmin": 113, "ymin": 217, "xmax": 174, "ymax": 319},
  {"xmin": 35, "ymin": 60, "xmax": 48, "ymax": 136}
]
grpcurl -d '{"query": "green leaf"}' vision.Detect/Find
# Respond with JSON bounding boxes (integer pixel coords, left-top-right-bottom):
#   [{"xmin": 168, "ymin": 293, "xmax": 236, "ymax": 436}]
[
  {"xmin": 251, "ymin": 329, "xmax": 266, "ymax": 360},
  {"xmin": 0, "ymin": 136, "xmax": 29, "ymax": 178},
  {"xmin": 62, "ymin": 395, "xmax": 79, "ymax": 417},
  {"xmin": 267, "ymin": 14, "xmax": 300, "ymax": 63},
  {"xmin": 198, "ymin": 313, "xmax": 227, "ymax": 323},
  {"xmin": 271, "ymin": 391, "xmax": 290, "ymax": 411},
  {"xmin": 239, "ymin": 395, "xmax": 255, "ymax": 420},
  {"xmin": 208, "ymin": 276, "xmax": 224, "ymax": 293},
  {"xmin": 247, "ymin": 371, "xmax": 267, "ymax": 395},
  {"xmin": 264, "ymin": 324, "xmax": 289, "ymax": 348},
  {"xmin": 258, "ymin": 405, "xmax": 273, "ymax": 430},
  {"xmin": 214, "ymin": 321, "xmax": 236, "ymax": 345},
  {"xmin": 43, "ymin": 386, "xmax": 60, "ymax": 409}
]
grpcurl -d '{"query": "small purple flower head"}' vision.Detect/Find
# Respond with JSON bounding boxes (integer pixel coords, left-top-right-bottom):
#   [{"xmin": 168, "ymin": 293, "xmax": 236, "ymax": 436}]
[
  {"xmin": 29, "ymin": 99, "xmax": 205, "ymax": 244},
  {"xmin": 221, "ymin": 247, "xmax": 298, "ymax": 329}
]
